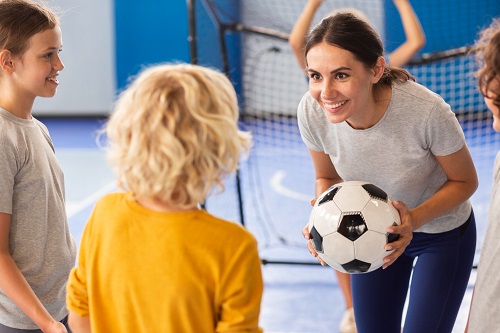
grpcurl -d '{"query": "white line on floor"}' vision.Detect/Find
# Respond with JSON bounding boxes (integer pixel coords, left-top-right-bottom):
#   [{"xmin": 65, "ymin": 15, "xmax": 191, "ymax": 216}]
[
  {"xmin": 66, "ymin": 181, "xmax": 116, "ymax": 219},
  {"xmin": 270, "ymin": 170, "xmax": 311, "ymax": 202}
]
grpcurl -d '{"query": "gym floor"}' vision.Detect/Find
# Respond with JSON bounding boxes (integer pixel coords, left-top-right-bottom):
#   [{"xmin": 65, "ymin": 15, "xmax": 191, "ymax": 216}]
[{"xmin": 43, "ymin": 116, "xmax": 493, "ymax": 333}]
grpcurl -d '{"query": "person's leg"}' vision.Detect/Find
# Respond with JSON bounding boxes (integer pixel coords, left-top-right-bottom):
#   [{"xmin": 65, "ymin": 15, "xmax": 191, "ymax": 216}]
[
  {"xmin": 336, "ymin": 270, "xmax": 353, "ymax": 309},
  {"xmin": 403, "ymin": 212, "xmax": 476, "ymax": 333},
  {"xmin": 336, "ymin": 270, "xmax": 356, "ymax": 332},
  {"xmin": 351, "ymin": 253, "xmax": 414, "ymax": 333}
]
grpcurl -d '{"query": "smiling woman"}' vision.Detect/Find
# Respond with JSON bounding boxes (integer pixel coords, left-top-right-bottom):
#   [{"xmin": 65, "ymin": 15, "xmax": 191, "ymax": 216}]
[
  {"xmin": 298, "ymin": 12, "xmax": 478, "ymax": 333},
  {"xmin": 306, "ymin": 44, "xmax": 391, "ymax": 129}
]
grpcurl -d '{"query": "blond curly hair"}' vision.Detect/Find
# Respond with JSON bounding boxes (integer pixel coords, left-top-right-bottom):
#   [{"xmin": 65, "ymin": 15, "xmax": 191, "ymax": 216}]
[
  {"xmin": 106, "ymin": 63, "xmax": 252, "ymax": 209},
  {"xmin": 474, "ymin": 18, "xmax": 500, "ymax": 108}
]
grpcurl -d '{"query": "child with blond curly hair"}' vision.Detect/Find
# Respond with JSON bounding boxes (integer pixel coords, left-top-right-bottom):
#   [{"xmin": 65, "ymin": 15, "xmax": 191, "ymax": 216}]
[{"xmin": 66, "ymin": 64, "xmax": 263, "ymax": 333}]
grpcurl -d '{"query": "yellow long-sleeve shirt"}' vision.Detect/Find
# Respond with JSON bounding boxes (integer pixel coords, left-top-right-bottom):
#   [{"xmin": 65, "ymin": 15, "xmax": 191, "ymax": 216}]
[{"xmin": 67, "ymin": 192, "xmax": 263, "ymax": 332}]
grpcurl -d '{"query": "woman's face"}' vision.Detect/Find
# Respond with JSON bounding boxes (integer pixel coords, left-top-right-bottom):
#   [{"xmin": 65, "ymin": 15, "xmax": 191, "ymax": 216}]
[{"xmin": 306, "ymin": 42, "xmax": 382, "ymax": 128}]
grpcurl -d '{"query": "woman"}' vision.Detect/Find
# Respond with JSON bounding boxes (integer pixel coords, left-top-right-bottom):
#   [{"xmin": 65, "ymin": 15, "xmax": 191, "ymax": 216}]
[
  {"xmin": 299, "ymin": 13, "xmax": 477, "ymax": 333},
  {"xmin": 290, "ymin": 3, "xmax": 425, "ymax": 331}
]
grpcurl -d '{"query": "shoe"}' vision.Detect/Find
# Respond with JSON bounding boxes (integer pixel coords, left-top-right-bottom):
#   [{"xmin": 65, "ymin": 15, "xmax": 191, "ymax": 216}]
[{"xmin": 339, "ymin": 307, "xmax": 357, "ymax": 333}]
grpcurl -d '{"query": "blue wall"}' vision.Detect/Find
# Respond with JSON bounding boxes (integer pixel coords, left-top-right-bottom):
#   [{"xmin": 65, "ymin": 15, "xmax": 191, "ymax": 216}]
[
  {"xmin": 114, "ymin": 1, "xmax": 499, "ymax": 98},
  {"xmin": 115, "ymin": 1, "xmax": 190, "ymax": 90},
  {"xmin": 115, "ymin": 1, "xmax": 242, "ymax": 97},
  {"xmin": 193, "ymin": 1, "xmax": 242, "ymax": 98},
  {"xmin": 384, "ymin": 0, "xmax": 500, "ymax": 56}
]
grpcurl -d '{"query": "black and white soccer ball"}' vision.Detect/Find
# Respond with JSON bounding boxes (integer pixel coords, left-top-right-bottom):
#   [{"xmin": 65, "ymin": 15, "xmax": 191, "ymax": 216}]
[{"xmin": 308, "ymin": 181, "xmax": 401, "ymax": 274}]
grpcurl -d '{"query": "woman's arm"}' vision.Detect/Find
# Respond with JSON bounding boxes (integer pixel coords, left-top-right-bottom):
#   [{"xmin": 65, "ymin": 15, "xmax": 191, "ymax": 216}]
[
  {"xmin": 388, "ymin": 0, "xmax": 426, "ymax": 67},
  {"xmin": 302, "ymin": 149, "xmax": 343, "ymax": 264},
  {"xmin": 289, "ymin": 0, "xmax": 324, "ymax": 71},
  {"xmin": 411, "ymin": 145, "xmax": 478, "ymax": 230},
  {"xmin": 308, "ymin": 148, "xmax": 343, "ymax": 199},
  {"xmin": 383, "ymin": 145, "xmax": 478, "ymax": 267},
  {"xmin": 0, "ymin": 213, "xmax": 67, "ymax": 333}
]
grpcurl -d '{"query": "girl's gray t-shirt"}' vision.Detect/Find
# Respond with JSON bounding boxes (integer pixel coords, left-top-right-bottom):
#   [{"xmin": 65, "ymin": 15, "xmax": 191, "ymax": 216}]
[
  {"xmin": 297, "ymin": 80, "xmax": 471, "ymax": 233},
  {"xmin": 0, "ymin": 108, "xmax": 76, "ymax": 329}
]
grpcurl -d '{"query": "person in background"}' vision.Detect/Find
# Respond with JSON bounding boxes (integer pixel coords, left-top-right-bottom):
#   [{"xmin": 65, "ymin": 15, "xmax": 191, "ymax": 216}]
[
  {"xmin": 465, "ymin": 18, "xmax": 500, "ymax": 333},
  {"xmin": 289, "ymin": 0, "xmax": 426, "ymax": 70},
  {"xmin": 66, "ymin": 63, "xmax": 264, "ymax": 333},
  {"xmin": 299, "ymin": 12, "xmax": 477, "ymax": 333},
  {"xmin": 0, "ymin": 0, "xmax": 76, "ymax": 332},
  {"xmin": 290, "ymin": 2, "xmax": 425, "ymax": 332}
]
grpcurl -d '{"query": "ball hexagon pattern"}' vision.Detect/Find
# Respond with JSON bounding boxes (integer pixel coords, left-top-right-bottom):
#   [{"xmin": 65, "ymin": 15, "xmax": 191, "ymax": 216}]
[{"xmin": 307, "ymin": 181, "xmax": 401, "ymax": 274}]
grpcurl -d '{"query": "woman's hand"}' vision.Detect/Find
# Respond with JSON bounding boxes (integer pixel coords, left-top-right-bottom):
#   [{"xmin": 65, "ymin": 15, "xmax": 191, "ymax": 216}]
[
  {"xmin": 302, "ymin": 197, "xmax": 328, "ymax": 265},
  {"xmin": 302, "ymin": 224, "xmax": 327, "ymax": 266},
  {"xmin": 382, "ymin": 200, "xmax": 414, "ymax": 269}
]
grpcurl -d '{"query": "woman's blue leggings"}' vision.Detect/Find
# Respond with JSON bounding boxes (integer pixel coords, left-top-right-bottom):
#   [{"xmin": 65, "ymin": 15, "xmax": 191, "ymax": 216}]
[{"xmin": 351, "ymin": 210, "xmax": 476, "ymax": 333}]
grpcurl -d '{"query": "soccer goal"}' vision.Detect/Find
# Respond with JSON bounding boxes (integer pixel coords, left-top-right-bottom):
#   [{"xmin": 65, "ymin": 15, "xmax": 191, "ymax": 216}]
[{"xmin": 187, "ymin": 0, "xmax": 500, "ymax": 266}]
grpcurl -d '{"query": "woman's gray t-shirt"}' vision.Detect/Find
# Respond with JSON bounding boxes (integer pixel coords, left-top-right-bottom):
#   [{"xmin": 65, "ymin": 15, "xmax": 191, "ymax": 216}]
[{"xmin": 297, "ymin": 80, "xmax": 471, "ymax": 233}]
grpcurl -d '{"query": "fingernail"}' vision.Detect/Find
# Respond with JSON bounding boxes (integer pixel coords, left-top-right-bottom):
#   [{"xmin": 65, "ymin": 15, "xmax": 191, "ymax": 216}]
[
  {"xmin": 385, "ymin": 246, "xmax": 392, "ymax": 251},
  {"xmin": 387, "ymin": 228, "xmax": 394, "ymax": 233}
]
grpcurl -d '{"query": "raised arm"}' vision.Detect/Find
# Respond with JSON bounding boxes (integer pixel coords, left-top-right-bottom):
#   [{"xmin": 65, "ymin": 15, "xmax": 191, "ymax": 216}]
[
  {"xmin": 289, "ymin": 0, "xmax": 324, "ymax": 71},
  {"xmin": 388, "ymin": 0, "xmax": 426, "ymax": 67}
]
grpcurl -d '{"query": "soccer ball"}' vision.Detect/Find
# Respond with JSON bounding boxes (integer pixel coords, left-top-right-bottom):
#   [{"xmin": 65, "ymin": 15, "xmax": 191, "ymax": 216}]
[{"xmin": 308, "ymin": 181, "xmax": 401, "ymax": 274}]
